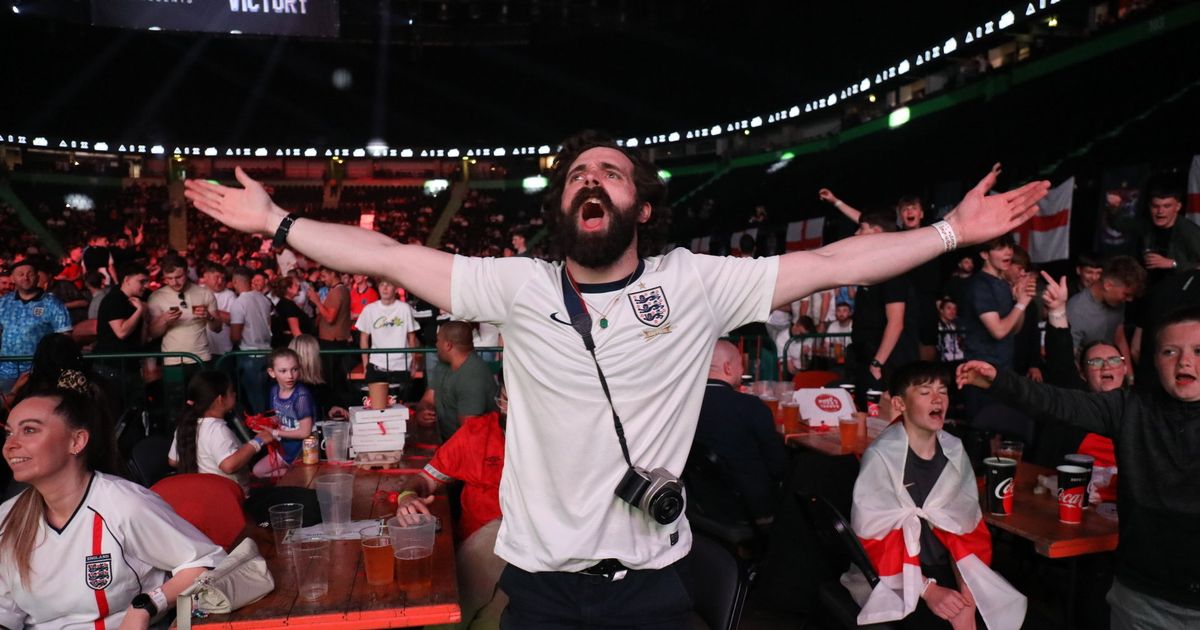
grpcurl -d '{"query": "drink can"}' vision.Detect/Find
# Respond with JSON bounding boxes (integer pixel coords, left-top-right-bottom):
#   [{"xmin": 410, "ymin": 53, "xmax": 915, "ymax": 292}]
[
  {"xmin": 1063, "ymin": 453, "xmax": 1095, "ymax": 508},
  {"xmin": 866, "ymin": 389, "xmax": 882, "ymax": 417},
  {"xmin": 1057, "ymin": 465, "xmax": 1089, "ymax": 524},
  {"xmin": 302, "ymin": 435, "xmax": 320, "ymax": 465},
  {"xmin": 983, "ymin": 457, "xmax": 1017, "ymax": 516}
]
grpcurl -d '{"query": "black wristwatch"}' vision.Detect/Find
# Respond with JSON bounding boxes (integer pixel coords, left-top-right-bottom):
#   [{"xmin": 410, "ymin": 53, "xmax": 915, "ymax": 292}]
[
  {"xmin": 271, "ymin": 213, "xmax": 298, "ymax": 249},
  {"xmin": 869, "ymin": 359, "xmax": 883, "ymax": 369},
  {"xmin": 130, "ymin": 593, "xmax": 159, "ymax": 619}
]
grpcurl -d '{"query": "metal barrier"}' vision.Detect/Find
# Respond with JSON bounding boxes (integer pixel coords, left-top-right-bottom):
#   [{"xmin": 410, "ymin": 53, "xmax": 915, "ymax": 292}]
[
  {"xmin": 213, "ymin": 345, "xmax": 503, "ymax": 415},
  {"xmin": 779, "ymin": 327, "xmax": 969, "ymax": 378},
  {"xmin": 3, "ymin": 346, "xmax": 502, "ymax": 440},
  {"xmin": 779, "ymin": 332, "xmax": 852, "ymax": 379},
  {"xmin": 1, "ymin": 350, "xmax": 207, "ymax": 435}
]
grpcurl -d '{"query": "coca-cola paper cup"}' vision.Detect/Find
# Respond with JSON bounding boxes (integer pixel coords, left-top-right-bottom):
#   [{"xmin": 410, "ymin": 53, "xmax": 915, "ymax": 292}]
[
  {"xmin": 984, "ymin": 457, "xmax": 1017, "ymax": 516},
  {"xmin": 1063, "ymin": 453, "xmax": 1095, "ymax": 508},
  {"xmin": 1057, "ymin": 464, "xmax": 1089, "ymax": 524}
]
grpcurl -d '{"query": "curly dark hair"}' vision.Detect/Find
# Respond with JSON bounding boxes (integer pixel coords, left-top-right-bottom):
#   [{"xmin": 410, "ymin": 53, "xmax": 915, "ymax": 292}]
[{"xmin": 541, "ymin": 130, "xmax": 671, "ymax": 261}]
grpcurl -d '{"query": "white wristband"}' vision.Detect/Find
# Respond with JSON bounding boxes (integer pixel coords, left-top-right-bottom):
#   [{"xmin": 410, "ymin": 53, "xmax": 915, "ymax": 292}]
[
  {"xmin": 931, "ymin": 220, "xmax": 958, "ymax": 252},
  {"xmin": 1014, "ymin": 302, "xmax": 1027, "ymax": 311},
  {"xmin": 148, "ymin": 586, "xmax": 169, "ymax": 615},
  {"xmin": 1048, "ymin": 310, "xmax": 1067, "ymax": 320},
  {"xmin": 921, "ymin": 577, "xmax": 937, "ymax": 595}
]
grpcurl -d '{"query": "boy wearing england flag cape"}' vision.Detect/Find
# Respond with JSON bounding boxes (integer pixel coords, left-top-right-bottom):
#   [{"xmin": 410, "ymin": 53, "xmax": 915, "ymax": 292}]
[{"xmin": 851, "ymin": 362, "xmax": 1025, "ymax": 629}]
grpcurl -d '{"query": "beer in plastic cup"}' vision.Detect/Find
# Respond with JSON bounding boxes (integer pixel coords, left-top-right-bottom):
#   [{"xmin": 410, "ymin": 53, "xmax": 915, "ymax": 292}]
[
  {"xmin": 387, "ymin": 514, "xmax": 437, "ymax": 601},
  {"xmin": 838, "ymin": 416, "xmax": 860, "ymax": 449},
  {"xmin": 780, "ymin": 401, "xmax": 801, "ymax": 434},
  {"xmin": 360, "ymin": 525, "xmax": 394, "ymax": 585},
  {"xmin": 984, "ymin": 457, "xmax": 1017, "ymax": 516},
  {"xmin": 760, "ymin": 395, "xmax": 780, "ymax": 432},
  {"xmin": 1057, "ymin": 464, "xmax": 1089, "ymax": 523}
]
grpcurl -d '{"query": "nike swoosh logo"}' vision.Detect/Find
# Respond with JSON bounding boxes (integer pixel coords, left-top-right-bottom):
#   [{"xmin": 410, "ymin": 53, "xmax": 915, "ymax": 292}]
[{"xmin": 549, "ymin": 312, "xmax": 574, "ymax": 326}]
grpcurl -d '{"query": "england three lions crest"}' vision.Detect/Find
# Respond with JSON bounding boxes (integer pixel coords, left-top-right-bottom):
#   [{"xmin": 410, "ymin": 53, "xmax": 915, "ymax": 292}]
[
  {"xmin": 85, "ymin": 553, "xmax": 113, "ymax": 590},
  {"xmin": 628, "ymin": 287, "xmax": 670, "ymax": 328}
]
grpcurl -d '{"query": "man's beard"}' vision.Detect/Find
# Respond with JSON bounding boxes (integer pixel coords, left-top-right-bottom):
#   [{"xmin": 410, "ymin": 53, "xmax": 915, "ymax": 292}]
[{"xmin": 555, "ymin": 187, "xmax": 640, "ymax": 270}]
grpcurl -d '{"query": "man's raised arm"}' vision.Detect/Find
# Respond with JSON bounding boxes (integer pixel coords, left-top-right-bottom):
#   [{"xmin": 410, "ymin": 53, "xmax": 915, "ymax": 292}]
[
  {"xmin": 184, "ymin": 167, "xmax": 454, "ymax": 312},
  {"xmin": 773, "ymin": 165, "xmax": 1049, "ymax": 310}
]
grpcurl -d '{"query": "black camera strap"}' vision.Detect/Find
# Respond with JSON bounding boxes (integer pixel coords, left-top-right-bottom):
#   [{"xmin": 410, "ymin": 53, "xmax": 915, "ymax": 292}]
[{"xmin": 561, "ymin": 263, "xmax": 644, "ymax": 469}]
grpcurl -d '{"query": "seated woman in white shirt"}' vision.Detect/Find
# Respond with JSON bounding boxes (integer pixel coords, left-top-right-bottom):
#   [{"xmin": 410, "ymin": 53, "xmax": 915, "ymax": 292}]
[
  {"xmin": 1, "ymin": 370, "xmax": 226, "ymax": 629},
  {"xmin": 168, "ymin": 370, "xmax": 276, "ymax": 496}
]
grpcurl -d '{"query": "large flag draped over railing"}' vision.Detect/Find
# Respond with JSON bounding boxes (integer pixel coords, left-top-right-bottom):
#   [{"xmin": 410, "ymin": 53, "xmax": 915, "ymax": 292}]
[
  {"xmin": 1015, "ymin": 176, "xmax": 1073, "ymax": 263},
  {"xmin": 786, "ymin": 217, "xmax": 825, "ymax": 251}
]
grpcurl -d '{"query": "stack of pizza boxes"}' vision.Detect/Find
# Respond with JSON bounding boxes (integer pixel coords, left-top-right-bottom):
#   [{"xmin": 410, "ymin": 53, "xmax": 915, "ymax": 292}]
[{"xmin": 348, "ymin": 404, "xmax": 408, "ymax": 456}]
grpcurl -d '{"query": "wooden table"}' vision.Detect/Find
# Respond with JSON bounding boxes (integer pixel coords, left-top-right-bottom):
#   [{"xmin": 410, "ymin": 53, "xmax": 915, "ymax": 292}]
[
  {"xmin": 982, "ymin": 462, "xmax": 1119, "ymax": 629},
  {"xmin": 784, "ymin": 418, "xmax": 885, "ymax": 457},
  {"xmin": 981, "ymin": 461, "xmax": 1119, "ymax": 559},
  {"xmin": 192, "ymin": 462, "xmax": 462, "ymax": 629}
]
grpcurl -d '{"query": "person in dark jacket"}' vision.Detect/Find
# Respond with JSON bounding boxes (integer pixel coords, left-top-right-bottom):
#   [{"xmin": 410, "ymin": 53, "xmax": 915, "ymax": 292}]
[
  {"xmin": 693, "ymin": 339, "xmax": 787, "ymax": 525},
  {"xmin": 956, "ymin": 305, "xmax": 1200, "ymax": 628},
  {"xmin": 1028, "ymin": 273, "xmax": 1125, "ymax": 502}
]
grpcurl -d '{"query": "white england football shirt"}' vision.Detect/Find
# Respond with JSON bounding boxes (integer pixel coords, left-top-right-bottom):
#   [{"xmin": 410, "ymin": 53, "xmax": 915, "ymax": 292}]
[
  {"xmin": 452, "ymin": 248, "xmax": 778, "ymax": 572},
  {"xmin": 0, "ymin": 473, "xmax": 225, "ymax": 630}
]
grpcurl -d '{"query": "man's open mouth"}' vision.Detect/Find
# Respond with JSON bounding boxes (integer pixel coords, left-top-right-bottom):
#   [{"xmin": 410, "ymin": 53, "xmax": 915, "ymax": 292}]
[{"xmin": 580, "ymin": 199, "xmax": 606, "ymax": 229}]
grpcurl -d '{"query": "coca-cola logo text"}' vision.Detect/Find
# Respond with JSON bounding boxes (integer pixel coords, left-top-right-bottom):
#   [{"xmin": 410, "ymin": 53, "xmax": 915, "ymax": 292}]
[
  {"xmin": 815, "ymin": 394, "xmax": 843, "ymax": 412},
  {"xmin": 1058, "ymin": 489, "xmax": 1084, "ymax": 507},
  {"xmin": 993, "ymin": 478, "xmax": 1014, "ymax": 500}
]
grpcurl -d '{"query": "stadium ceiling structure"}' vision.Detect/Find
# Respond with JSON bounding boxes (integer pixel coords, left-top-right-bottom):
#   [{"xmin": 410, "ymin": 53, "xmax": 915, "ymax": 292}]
[{"xmin": 3, "ymin": 0, "xmax": 1064, "ymax": 150}]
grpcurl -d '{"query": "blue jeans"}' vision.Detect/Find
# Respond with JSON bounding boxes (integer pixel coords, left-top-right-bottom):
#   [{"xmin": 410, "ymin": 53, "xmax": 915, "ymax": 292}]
[{"xmin": 238, "ymin": 355, "xmax": 269, "ymax": 415}]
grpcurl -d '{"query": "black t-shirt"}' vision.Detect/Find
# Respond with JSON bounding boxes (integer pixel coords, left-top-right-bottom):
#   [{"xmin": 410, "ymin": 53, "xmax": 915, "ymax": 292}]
[
  {"xmin": 963, "ymin": 272, "xmax": 1016, "ymax": 368},
  {"xmin": 271, "ymin": 297, "xmax": 316, "ymax": 348},
  {"xmin": 82, "ymin": 246, "xmax": 111, "ymax": 274},
  {"xmin": 851, "ymin": 275, "xmax": 917, "ymax": 366},
  {"xmin": 408, "ymin": 296, "xmax": 440, "ymax": 346},
  {"xmin": 93, "ymin": 289, "xmax": 139, "ymax": 353},
  {"xmin": 904, "ymin": 442, "xmax": 952, "ymax": 571}
]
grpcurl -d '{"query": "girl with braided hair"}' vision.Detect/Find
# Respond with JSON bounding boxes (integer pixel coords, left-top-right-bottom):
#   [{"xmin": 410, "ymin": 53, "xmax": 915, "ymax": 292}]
[{"xmin": 167, "ymin": 370, "xmax": 276, "ymax": 496}]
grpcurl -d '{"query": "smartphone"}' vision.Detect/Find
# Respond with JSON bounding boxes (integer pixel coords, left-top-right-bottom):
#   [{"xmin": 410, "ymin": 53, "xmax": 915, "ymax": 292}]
[{"xmin": 169, "ymin": 306, "xmax": 180, "ymax": 312}]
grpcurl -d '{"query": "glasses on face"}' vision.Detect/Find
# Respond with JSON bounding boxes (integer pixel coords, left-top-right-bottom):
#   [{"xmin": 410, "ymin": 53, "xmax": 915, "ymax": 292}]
[{"xmin": 1085, "ymin": 356, "xmax": 1125, "ymax": 369}]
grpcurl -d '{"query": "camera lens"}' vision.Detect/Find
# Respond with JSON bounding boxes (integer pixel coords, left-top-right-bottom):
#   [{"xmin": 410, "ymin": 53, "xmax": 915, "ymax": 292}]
[{"xmin": 650, "ymin": 490, "xmax": 684, "ymax": 525}]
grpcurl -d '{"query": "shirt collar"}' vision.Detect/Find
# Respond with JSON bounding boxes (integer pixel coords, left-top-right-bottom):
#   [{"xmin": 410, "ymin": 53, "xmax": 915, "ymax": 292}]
[{"xmin": 16, "ymin": 289, "xmax": 45, "ymax": 304}]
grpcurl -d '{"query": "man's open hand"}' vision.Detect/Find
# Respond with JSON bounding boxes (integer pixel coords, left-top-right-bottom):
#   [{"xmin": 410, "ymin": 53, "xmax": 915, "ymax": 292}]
[
  {"xmin": 944, "ymin": 165, "xmax": 1050, "ymax": 246},
  {"xmin": 184, "ymin": 167, "xmax": 278, "ymax": 236}
]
